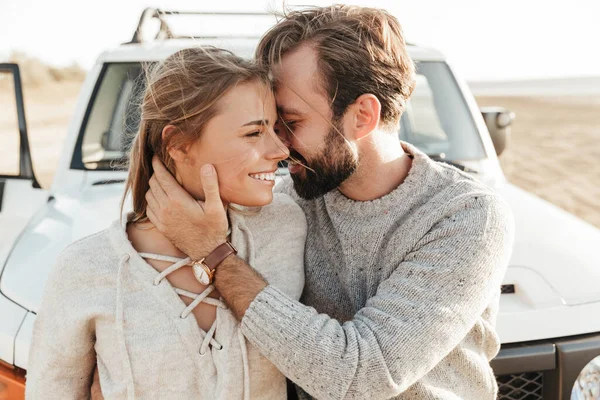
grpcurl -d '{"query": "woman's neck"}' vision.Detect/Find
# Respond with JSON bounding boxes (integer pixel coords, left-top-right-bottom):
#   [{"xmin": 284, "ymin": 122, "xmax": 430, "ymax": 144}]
[{"xmin": 127, "ymin": 220, "xmax": 189, "ymax": 259}]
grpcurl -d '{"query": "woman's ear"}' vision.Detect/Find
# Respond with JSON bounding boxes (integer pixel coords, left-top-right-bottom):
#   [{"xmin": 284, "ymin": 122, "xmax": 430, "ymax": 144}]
[
  {"xmin": 350, "ymin": 94, "xmax": 381, "ymax": 140},
  {"xmin": 162, "ymin": 125, "xmax": 187, "ymax": 162}
]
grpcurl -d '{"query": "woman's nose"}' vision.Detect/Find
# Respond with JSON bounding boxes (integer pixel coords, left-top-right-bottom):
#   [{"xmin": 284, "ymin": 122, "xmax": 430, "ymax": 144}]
[
  {"xmin": 278, "ymin": 129, "xmax": 292, "ymax": 148},
  {"xmin": 266, "ymin": 131, "xmax": 290, "ymax": 161}
]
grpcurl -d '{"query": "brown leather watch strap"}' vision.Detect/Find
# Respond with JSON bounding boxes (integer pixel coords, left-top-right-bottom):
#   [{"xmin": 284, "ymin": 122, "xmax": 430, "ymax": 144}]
[{"xmin": 202, "ymin": 241, "xmax": 238, "ymax": 271}]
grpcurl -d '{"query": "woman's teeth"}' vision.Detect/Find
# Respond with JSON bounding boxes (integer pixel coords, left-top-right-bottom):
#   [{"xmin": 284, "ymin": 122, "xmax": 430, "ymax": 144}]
[{"xmin": 249, "ymin": 172, "xmax": 275, "ymax": 182}]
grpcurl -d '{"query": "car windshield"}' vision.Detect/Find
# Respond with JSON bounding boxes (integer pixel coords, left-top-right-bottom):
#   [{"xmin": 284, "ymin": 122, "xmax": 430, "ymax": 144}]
[{"xmin": 74, "ymin": 60, "xmax": 485, "ymax": 171}]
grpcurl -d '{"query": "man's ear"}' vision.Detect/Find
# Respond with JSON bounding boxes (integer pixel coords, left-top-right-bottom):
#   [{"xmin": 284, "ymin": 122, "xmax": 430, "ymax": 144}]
[
  {"xmin": 348, "ymin": 94, "xmax": 381, "ymax": 140},
  {"xmin": 162, "ymin": 125, "xmax": 188, "ymax": 162}
]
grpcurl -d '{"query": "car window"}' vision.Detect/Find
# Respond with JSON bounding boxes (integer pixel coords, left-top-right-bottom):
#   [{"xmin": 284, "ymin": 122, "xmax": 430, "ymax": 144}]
[
  {"xmin": 400, "ymin": 62, "xmax": 485, "ymax": 160},
  {"xmin": 78, "ymin": 63, "xmax": 145, "ymax": 170},
  {"xmin": 76, "ymin": 60, "xmax": 485, "ymax": 171}
]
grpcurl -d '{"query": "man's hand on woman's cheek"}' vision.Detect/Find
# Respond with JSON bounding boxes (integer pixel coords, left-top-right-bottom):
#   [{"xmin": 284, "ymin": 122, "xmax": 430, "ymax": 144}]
[{"xmin": 146, "ymin": 156, "xmax": 229, "ymax": 260}]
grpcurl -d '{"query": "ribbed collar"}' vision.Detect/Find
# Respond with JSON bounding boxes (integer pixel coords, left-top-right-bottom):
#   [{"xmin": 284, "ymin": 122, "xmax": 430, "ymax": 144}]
[{"xmin": 324, "ymin": 142, "xmax": 438, "ymax": 216}]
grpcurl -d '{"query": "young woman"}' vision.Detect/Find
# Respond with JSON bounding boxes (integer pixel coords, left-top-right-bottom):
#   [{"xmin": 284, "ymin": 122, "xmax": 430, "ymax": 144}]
[{"xmin": 26, "ymin": 47, "xmax": 306, "ymax": 399}]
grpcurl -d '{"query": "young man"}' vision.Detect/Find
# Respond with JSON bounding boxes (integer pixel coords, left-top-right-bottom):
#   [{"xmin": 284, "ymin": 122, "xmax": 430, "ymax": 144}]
[{"xmin": 144, "ymin": 5, "xmax": 513, "ymax": 399}]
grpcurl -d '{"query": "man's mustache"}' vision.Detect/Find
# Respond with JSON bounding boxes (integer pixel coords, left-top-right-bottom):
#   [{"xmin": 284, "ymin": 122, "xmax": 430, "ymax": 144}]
[{"xmin": 288, "ymin": 150, "xmax": 307, "ymax": 165}]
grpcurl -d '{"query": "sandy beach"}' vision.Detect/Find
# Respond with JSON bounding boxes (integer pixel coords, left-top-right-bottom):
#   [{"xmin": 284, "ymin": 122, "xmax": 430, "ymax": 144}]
[
  {"xmin": 1, "ymin": 83, "xmax": 599, "ymax": 228},
  {"xmin": 0, "ymin": 81, "xmax": 80, "ymax": 187},
  {"xmin": 477, "ymin": 96, "xmax": 600, "ymax": 228}
]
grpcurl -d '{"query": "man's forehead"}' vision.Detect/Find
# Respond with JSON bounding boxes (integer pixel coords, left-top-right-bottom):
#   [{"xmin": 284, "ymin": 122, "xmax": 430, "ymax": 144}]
[
  {"xmin": 271, "ymin": 44, "xmax": 329, "ymax": 115},
  {"xmin": 274, "ymin": 82, "xmax": 326, "ymax": 118},
  {"xmin": 272, "ymin": 45, "xmax": 324, "ymax": 92}
]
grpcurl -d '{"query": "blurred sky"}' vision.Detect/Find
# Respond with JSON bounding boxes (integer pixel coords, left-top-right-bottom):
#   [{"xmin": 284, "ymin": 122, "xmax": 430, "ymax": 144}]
[{"xmin": 1, "ymin": 0, "xmax": 599, "ymax": 81}]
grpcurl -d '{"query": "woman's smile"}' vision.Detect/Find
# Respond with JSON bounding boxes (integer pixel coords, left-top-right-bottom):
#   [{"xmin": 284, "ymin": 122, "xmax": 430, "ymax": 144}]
[{"xmin": 249, "ymin": 170, "xmax": 277, "ymax": 185}]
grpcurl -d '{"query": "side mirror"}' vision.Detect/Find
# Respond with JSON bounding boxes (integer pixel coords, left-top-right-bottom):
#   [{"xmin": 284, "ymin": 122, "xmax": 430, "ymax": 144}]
[{"xmin": 480, "ymin": 107, "xmax": 515, "ymax": 157}]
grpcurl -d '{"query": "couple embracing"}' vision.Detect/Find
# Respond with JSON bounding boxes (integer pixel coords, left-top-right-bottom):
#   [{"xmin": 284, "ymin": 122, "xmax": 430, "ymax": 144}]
[{"xmin": 27, "ymin": 5, "xmax": 513, "ymax": 400}]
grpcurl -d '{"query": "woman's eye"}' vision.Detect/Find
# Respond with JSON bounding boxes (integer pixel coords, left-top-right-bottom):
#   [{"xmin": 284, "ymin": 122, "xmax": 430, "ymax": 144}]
[{"xmin": 246, "ymin": 131, "xmax": 261, "ymax": 138}]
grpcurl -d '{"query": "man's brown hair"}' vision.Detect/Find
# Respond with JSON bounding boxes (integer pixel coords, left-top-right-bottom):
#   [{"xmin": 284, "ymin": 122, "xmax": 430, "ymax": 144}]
[{"xmin": 256, "ymin": 5, "xmax": 416, "ymax": 130}]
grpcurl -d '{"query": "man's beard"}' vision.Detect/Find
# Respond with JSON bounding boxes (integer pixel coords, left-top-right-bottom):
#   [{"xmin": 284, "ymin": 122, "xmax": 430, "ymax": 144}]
[{"xmin": 289, "ymin": 122, "xmax": 358, "ymax": 200}]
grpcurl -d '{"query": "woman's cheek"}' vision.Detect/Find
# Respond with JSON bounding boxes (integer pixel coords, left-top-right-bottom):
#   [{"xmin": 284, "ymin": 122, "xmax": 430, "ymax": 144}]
[{"xmin": 218, "ymin": 173, "xmax": 249, "ymax": 204}]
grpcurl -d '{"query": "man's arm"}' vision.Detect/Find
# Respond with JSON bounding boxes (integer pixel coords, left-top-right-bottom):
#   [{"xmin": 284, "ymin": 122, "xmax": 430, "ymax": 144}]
[
  {"xmin": 241, "ymin": 197, "xmax": 512, "ymax": 399},
  {"xmin": 233, "ymin": 196, "xmax": 512, "ymax": 400},
  {"xmin": 213, "ymin": 255, "xmax": 268, "ymax": 319},
  {"xmin": 147, "ymin": 159, "xmax": 514, "ymax": 400}
]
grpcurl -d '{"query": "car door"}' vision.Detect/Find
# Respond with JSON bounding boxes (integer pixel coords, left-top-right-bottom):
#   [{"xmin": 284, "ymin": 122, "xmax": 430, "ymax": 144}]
[{"xmin": 0, "ymin": 64, "xmax": 48, "ymax": 273}]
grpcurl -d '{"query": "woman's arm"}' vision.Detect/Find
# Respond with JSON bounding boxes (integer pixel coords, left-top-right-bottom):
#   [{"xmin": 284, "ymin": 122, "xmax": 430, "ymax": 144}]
[{"xmin": 26, "ymin": 248, "xmax": 97, "ymax": 399}]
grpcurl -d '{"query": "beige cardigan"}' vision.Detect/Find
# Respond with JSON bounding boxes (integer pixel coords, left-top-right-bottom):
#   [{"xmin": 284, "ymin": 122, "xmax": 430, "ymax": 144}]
[{"xmin": 26, "ymin": 193, "xmax": 307, "ymax": 399}]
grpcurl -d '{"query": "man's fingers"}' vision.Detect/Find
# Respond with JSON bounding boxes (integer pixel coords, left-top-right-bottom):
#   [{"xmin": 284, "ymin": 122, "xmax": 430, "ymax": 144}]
[
  {"xmin": 151, "ymin": 156, "xmax": 199, "ymax": 212},
  {"xmin": 148, "ymin": 174, "xmax": 168, "ymax": 205},
  {"xmin": 145, "ymin": 190, "xmax": 159, "ymax": 216},
  {"xmin": 151, "ymin": 156, "xmax": 186, "ymax": 198},
  {"xmin": 195, "ymin": 199, "xmax": 206, "ymax": 213},
  {"xmin": 201, "ymin": 164, "xmax": 223, "ymax": 214},
  {"xmin": 146, "ymin": 205, "xmax": 161, "ymax": 230}
]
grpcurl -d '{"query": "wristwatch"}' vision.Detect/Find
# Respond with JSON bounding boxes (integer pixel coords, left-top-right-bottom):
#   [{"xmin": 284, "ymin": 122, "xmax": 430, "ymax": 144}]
[{"xmin": 191, "ymin": 241, "xmax": 237, "ymax": 285}]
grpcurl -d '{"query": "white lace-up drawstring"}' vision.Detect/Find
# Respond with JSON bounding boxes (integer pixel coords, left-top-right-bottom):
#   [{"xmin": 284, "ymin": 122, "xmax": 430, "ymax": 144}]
[
  {"xmin": 139, "ymin": 252, "xmax": 227, "ymax": 356},
  {"xmin": 116, "ymin": 254, "xmax": 136, "ymax": 400},
  {"xmin": 178, "ymin": 286, "xmax": 226, "ymax": 353}
]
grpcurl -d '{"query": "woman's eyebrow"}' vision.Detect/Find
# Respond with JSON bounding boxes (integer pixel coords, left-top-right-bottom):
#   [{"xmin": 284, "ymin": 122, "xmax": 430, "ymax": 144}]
[{"xmin": 241, "ymin": 119, "xmax": 269, "ymax": 127}]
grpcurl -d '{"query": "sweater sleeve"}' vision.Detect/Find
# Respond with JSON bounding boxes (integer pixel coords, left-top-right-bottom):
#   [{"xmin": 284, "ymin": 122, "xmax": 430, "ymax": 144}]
[
  {"xmin": 26, "ymin": 248, "xmax": 97, "ymax": 399},
  {"xmin": 241, "ymin": 194, "xmax": 514, "ymax": 400}
]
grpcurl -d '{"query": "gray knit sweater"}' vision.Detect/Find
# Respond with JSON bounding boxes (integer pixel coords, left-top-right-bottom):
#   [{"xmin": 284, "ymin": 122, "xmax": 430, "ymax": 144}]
[{"xmin": 241, "ymin": 142, "xmax": 514, "ymax": 400}]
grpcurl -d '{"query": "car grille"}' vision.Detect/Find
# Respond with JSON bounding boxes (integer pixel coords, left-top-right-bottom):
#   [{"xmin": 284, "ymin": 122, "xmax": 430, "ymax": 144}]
[{"xmin": 497, "ymin": 371, "xmax": 543, "ymax": 400}]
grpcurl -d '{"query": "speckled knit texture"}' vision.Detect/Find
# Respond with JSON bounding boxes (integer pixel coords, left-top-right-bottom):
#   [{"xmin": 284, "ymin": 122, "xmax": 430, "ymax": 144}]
[
  {"xmin": 241, "ymin": 142, "xmax": 514, "ymax": 400},
  {"xmin": 26, "ymin": 193, "xmax": 306, "ymax": 400}
]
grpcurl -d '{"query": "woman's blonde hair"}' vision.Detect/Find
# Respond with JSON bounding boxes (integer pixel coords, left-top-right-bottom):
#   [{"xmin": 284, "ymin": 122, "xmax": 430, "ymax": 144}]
[{"xmin": 122, "ymin": 47, "xmax": 271, "ymax": 223}]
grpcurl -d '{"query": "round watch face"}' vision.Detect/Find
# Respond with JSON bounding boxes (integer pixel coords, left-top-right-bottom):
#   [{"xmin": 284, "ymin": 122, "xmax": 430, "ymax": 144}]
[{"xmin": 192, "ymin": 264, "xmax": 211, "ymax": 285}]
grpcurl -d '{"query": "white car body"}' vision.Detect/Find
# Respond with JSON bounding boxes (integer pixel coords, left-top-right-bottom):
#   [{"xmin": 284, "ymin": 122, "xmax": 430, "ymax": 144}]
[{"xmin": 1, "ymin": 17, "xmax": 599, "ymax": 399}]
